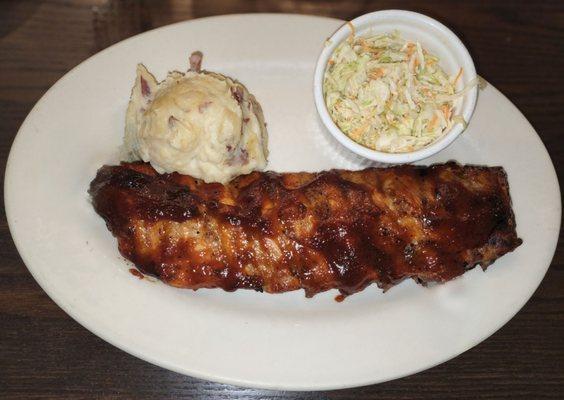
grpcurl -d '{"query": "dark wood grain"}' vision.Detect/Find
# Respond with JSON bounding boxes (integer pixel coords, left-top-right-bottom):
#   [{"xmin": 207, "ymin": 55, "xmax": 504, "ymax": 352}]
[{"xmin": 1, "ymin": 0, "xmax": 563, "ymax": 399}]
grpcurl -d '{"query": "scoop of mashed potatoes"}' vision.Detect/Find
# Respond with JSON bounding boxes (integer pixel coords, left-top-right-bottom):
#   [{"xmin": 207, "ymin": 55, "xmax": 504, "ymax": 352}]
[{"xmin": 123, "ymin": 52, "xmax": 268, "ymax": 183}]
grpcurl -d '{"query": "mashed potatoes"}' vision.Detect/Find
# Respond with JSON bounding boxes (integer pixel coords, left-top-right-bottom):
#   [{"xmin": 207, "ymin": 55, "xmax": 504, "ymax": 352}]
[{"xmin": 123, "ymin": 52, "xmax": 268, "ymax": 183}]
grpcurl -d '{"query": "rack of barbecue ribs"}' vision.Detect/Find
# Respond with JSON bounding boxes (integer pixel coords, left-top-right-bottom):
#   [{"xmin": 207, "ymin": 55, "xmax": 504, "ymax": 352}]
[{"xmin": 89, "ymin": 161, "xmax": 522, "ymax": 298}]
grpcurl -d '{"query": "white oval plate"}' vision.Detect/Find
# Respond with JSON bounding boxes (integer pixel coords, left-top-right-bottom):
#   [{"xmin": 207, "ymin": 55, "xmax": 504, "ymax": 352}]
[{"xmin": 5, "ymin": 14, "xmax": 560, "ymax": 391}]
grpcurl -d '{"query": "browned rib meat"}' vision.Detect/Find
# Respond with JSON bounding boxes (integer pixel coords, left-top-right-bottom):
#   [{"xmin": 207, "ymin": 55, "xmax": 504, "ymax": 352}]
[{"xmin": 89, "ymin": 162, "xmax": 522, "ymax": 298}]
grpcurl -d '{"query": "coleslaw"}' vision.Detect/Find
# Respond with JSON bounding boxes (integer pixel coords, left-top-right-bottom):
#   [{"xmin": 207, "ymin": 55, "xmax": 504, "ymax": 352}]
[{"xmin": 323, "ymin": 30, "xmax": 475, "ymax": 153}]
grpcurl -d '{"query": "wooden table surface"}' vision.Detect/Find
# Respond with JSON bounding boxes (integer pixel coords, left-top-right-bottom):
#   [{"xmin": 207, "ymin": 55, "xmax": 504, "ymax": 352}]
[{"xmin": 1, "ymin": 1, "xmax": 562, "ymax": 398}]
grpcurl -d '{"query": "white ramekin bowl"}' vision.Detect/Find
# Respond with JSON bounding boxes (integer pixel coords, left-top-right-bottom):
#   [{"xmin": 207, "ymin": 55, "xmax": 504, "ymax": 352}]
[{"xmin": 313, "ymin": 10, "xmax": 478, "ymax": 164}]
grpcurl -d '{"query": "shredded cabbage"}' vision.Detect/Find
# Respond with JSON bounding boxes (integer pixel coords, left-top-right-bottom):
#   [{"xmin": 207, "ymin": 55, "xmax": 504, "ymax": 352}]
[{"xmin": 324, "ymin": 30, "xmax": 475, "ymax": 153}]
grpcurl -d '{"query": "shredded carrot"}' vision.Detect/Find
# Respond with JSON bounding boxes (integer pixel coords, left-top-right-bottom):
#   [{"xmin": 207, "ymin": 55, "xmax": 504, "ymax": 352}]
[
  {"xmin": 368, "ymin": 49, "xmax": 382, "ymax": 58},
  {"xmin": 357, "ymin": 37, "xmax": 381, "ymax": 56},
  {"xmin": 360, "ymin": 42, "xmax": 372, "ymax": 53},
  {"xmin": 428, "ymin": 114, "xmax": 439, "ymax": 130},
  {"xmin": 406, "ymin": 43, "xmax": 416, "ymax": 57},
  {"xmin": 453, "ymin": 67, "xmax": 463, "ymax": 86},
  {"xmin": 349, "ymin": 121, "xmax": 369, "ymax": 141},
  {"xmin": 369, "ymin": 68, "xmax": 385, "ymax": 79},
  {"xmin": 441, "ymin": 104, "xmax": 451, "ymax": 120},
  {"xmin": 347, "ymin": 21, "xmax": 356, "ymax": 42}
]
